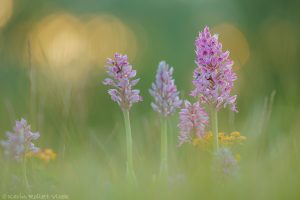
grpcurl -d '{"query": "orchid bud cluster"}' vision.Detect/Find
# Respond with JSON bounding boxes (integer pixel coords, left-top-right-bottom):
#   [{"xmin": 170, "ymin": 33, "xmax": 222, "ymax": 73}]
[
  {"xmin": 149, "ymin": 61, "xmax": 182, "ymax": 117},
  {"xmin": 0, "ymin": 118, "xmax": 40, "ymax": 161},
  {"xmin": 178, "ymin": 101, "xmax": 209, "ymax": 146},
  {"xmin": 103, "ymin": 53, "xmax": 143, "ymax": 111},
  {"xmin": 191, "ymin": 26, "xmax": 238, "ymax": 112}
]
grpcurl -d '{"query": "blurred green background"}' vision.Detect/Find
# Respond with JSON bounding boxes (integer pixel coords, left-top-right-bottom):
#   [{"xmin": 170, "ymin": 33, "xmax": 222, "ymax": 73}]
[
  {"xmin": 0, "ymin": 0, "xmax": 300, "ymax": 198},
  {"xmin": 1, "ymin": 0, "xmax": 299, "ymax": 135}
]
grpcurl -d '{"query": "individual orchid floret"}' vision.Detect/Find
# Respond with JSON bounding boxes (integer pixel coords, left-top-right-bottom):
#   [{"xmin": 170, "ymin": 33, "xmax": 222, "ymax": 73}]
[
  {"xmin": 149, "ymin": 61, "xmax": 182, "ymax": 117},
  {"xmin": 103, "ymin": 53, "xmax": 142, "ymax": 111},
  {"xmin": 0, "ymin": 118, "xmax": 40, "ymax": 161},
  {"xmin": 191, "ymin": 26, "xmax": 238, "ymax": 112},
  {"xmin": 178, "ymin": 100, "xmax": 209, "ymax": 146}
]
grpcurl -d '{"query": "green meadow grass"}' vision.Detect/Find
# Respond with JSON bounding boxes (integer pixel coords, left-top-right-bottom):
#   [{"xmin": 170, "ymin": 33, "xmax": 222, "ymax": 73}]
[{"xmin": 0, "ymin": 83, "xmax": 299, "ymax": 199}]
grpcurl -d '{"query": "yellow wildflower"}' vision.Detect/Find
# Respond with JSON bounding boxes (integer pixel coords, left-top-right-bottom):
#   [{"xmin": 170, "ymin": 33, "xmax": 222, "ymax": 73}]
[
  {"xmin": 235, "ymin": 154, "xmax": 241, "ymax": 162},
  {"xmin": 192, "ymin": 137, "xmax": 201, "ymax": 146},
  {"xmin": 230, "ymin": 131, "xmax": 240, "ymax": 137},
  {"xmin": 193, "ymin": 131, "xmax": 246, "ymax": 149},
  {"xmin": 26, "ymin": 148, "xmax": 57, "ymax": 163}
]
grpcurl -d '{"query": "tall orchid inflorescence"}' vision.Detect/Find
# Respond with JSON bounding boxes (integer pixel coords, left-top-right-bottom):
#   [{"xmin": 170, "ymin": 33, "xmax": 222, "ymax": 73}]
[
  {"xmin": 103, "ymin": 53, "xmax": 142, "ymax": 184},
  {"xmin": 189, "ymin": 26, "xmax": 238, "ymax": 152},
  {"xmin": 1, "ymin": 118, "xmax": 40, "ymax": 162},
  {"xmin": 149, "ymin": 61, "xmax": 182, "ymax": 178},
  {"xmin": 178, "ymin": 101, "xmax": 209, "ymax": 146},
  {"xmin": 191, "ymin": 26, "xmax": 237, "ymax": 112},
  {"xmin": 149, "ymin": 61, "xmax": 182, "ymax": 117},
  {"xmin": 103, "ymin": 53, "xmax": 142, "ymax": 111}
]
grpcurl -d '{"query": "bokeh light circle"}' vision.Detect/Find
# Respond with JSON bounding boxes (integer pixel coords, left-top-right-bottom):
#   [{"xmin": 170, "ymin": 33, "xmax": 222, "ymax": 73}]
[
  {"xmin": 29, "ymin": 13, "xmax": 138, "ymax": 83},
  {"xmin": 85, "ymin": 14, "xmax": 138, "ymax": 68},
  {"xmin": 212, "ymin": 23, "xmax": 250, "ymax": 69},
  {"xmin": 0, "ymin": 0, "xmax": 13, "ymax": 28}
]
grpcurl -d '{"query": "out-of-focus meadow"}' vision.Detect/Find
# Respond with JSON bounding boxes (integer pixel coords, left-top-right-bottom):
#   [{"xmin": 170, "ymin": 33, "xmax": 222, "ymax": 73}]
[{"xmin": 0, "ymin": 0, "xmax": 300, "ymax": 199}]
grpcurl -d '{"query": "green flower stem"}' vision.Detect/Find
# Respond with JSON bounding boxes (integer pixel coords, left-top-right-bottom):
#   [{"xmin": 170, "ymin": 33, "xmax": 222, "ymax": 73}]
[
  {"xmin": 122, "ymin": 110, "xmax": 136, "ymax": 184},
  {"xmin": 22, "ymin": 156, "xmax": 30, "ymax": 191},
  {"xmin": 210, "ymin": 106, "xmax": 219, "ymax": 152},
  {"xmin": 159, "ymin": 118, "xmax": 168, "ymax": 179}
]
